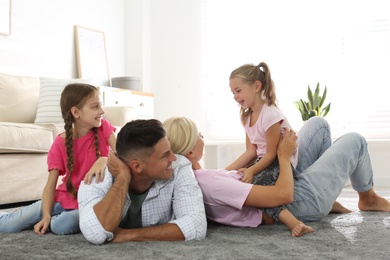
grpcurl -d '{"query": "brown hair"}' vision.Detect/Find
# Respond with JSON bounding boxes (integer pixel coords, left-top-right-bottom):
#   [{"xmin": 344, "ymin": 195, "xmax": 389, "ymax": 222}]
[
  {"xmin": 230, "ymin": 62, "xmax": 277, "ymax": 125},
  {"xmin": 60, "ymin": 83, "xmax": 101, "ymax": 198},
  {"xmin": 116, "ymin": 119, "xmax": 166, "ymax": 163}
]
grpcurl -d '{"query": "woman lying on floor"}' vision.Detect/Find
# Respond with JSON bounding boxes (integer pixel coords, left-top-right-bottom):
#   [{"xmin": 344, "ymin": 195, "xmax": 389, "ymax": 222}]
[{"xmin": 162, "ymin": 116, "xmax": 390, "ymax": 236}]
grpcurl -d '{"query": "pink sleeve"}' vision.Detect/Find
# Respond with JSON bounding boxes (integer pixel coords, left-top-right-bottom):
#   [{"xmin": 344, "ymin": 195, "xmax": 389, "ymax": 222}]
[
  {"xmin": 261, "ymin": 105, "xmax": 285, "ymax": 132},
  {"xmin": 101, "ymin": 118, "xmax": 116, "ymax": 141},
  {"xmin": 98, "ymin": 119, "xmax": 116, "ymax": 157},
  {"xmin": 47, "ymin": 135, "xmax": 66, "ymax": 175},
  {"xmin": 208, "ymin": 172, "xmax": 253, "ymax": 209}
]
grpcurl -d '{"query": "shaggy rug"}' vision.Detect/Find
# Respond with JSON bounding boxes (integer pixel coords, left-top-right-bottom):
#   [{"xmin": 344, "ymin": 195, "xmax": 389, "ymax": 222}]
[{"xmin": 1, "ymin": 187, "xmax": 389, "ymax": 260}]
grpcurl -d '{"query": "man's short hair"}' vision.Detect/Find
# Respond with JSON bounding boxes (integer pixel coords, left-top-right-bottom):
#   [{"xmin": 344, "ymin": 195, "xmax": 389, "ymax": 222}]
[{"xmin": 116, "ymin": 119, "xmax": 166, "ymax": 161}]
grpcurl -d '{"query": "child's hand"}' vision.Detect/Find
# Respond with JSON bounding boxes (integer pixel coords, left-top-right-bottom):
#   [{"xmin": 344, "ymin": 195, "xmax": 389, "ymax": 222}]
[
  {"xmin": 84, "ymin": 157, "xmax": 107, "ymax": 184},
  {"xmin": 34, "ymin": 217, "xmax": 51, "ymax": 235},
  {"xmin": 238, "ymin": 168, "xmax": 254, "ymax": 183}
]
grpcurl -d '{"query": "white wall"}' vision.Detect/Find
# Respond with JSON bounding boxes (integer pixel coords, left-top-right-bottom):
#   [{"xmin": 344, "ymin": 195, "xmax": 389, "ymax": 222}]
[
  {"xmin": 149, "ymin": 0, "xmax": 205, "ymax": 128},
  {"xmin": 1, "ymin": 0, "xmax": 389, "ymax": 184},
  {"xmin": 0, "ymin": 0, "xmax": 125, "ymax": 78}
]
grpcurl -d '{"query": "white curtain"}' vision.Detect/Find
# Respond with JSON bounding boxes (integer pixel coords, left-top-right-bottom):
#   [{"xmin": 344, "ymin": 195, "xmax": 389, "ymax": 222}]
[{"xmin": 201, "ymin": 0, "xmax": 390, "ymax": 140}]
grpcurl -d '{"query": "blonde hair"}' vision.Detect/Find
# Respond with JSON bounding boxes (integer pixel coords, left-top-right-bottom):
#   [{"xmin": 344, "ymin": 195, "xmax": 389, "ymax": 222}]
[
  {"xmin": 163, "ymin": 117, "xmax": 199, "ymax": 155},
  {"xmin": 230, "ymin": 62, "xmax": 277, "ymax": 125}
]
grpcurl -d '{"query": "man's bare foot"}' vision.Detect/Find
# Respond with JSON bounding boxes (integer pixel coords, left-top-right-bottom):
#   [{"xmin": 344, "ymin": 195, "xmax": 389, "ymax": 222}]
[
  {"xmin": 291, "ymin": 223, "xmax": 314, "ymax": 237},
  {"xmin": 358, "ymin": 189, "xmax": 390, "ymax": 212},
  {"xmin": 330, "ymin": 201, "xmax": 352, "ymax": 213}
]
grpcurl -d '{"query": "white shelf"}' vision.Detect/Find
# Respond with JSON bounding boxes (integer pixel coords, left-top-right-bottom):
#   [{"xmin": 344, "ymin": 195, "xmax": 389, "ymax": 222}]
[{"xmin": 98, "ymin": 86, "xmax": 154, "ymax": 119}]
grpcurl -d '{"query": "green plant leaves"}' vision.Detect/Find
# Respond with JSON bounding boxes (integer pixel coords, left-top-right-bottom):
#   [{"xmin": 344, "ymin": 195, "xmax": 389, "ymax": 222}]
[{"xmin": 294, "ymin": 82, "xmax": 331, "ymax": 121}]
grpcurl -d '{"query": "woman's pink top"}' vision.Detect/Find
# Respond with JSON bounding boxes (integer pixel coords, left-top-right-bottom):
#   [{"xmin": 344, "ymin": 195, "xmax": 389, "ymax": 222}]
[{"xmin": 194, "ymin": 168, "xmax": 262, "ymax": 227}]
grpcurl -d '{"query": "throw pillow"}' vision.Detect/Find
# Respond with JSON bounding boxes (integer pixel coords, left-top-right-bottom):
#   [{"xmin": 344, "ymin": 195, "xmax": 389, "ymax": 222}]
[
  {"xmin": 0, "ymin": 72, "xmax": 40, "ymax": 123},
  {"xmin": 34, "ymin": 77, "xmax": 91, "ymax": 125}
]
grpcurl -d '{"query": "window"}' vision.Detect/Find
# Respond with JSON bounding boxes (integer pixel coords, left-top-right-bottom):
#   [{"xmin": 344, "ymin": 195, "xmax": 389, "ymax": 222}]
[{"xmin": 201, "ymin": 0, "xmax": 390, "ymax": 140}]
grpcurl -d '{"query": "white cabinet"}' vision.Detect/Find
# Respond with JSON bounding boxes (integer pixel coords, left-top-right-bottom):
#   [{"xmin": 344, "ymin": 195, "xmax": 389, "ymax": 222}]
[{"xmin": 99, "ymin": 86, "xmax": 154, "ymax": 119}]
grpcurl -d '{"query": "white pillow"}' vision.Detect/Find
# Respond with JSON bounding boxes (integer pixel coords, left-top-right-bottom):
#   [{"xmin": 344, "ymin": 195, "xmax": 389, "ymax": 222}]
[
  {"xmin": 0, "ymin": 72, "xmax": 40, "ymax": 123},
  {"xmin": 34, "ymin": 77, "xmax": 91, "ymax": 125}
]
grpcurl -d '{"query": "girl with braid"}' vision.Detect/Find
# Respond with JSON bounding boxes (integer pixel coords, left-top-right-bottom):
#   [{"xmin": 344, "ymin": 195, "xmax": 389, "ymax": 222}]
[{"xmin": 0, "ymin": 83, "xmax": 116, "ymax": 235}]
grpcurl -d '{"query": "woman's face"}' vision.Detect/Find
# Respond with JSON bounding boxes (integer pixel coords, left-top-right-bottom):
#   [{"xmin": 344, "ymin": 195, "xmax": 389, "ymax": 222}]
[{"xmin": 191, "ymin": 132, "xmax": 205, "ymax": 162}]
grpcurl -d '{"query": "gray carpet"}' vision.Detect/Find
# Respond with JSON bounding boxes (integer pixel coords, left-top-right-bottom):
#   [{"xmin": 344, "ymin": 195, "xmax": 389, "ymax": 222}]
[{"xmin": 1, "ymin": 187, "xmax": 390, "ymax": 260}]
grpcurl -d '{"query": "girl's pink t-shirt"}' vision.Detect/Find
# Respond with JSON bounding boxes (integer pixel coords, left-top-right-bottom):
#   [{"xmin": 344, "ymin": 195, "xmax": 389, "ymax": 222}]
[
  {"xmin": 244, "ymin": 104, "xmax": 298, "ymax": 168},
  {"xmin": 194, "ymin": 168, "xmax": 262, "ymax": 227},
  {"xmin": 47, "ymin": 118, "xmax": 115, "ymax": 209}
]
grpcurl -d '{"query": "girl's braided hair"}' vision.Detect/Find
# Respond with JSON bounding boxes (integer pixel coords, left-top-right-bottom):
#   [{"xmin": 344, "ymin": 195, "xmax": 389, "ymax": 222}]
[{"xmin": 60, "ymin": 83, "xmax": 101, "ymax": 198}]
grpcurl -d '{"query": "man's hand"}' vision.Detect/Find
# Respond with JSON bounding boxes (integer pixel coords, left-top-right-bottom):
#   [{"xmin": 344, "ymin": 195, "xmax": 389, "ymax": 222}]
[
  {"xmin": 277, "ymin": 128, "xmax": 298, "ymax": 160},
  {"xmin": 93, "ymin": 152, "xmax": 131, "ymax": 233},
  {"xmin": 107, "ymin": 151, "xmax": 131, "ymax": 181}
]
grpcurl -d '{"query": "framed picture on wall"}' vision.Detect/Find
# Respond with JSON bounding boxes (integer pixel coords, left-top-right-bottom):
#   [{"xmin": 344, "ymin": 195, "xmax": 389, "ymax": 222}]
[
  {"xmin": 75, "ymin": 25, "xmax": 110, "ymax": 86},
  {"xmin": 0, "ymin": 0, "xmax": 11, "ymax": 35}
]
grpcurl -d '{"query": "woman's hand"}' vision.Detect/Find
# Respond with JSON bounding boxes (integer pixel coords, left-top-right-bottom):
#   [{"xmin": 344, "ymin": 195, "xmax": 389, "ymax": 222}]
[
  {"xmin": 277, "ymin": 128, "xmax": 298, "ymax": 160},
  {"xmin": 84, "ymin": 157, "xmax": 108, "ymax": 184}
]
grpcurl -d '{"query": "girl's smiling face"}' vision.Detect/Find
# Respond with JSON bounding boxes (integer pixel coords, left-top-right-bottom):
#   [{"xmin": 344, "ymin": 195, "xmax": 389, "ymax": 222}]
[
  {"xmin": 229, "ymin": 77, "xmax": 259, "ymax": 110},
  {"xmin": 75, "ymin": 92, "xmax": 104, "ymax": 130}
]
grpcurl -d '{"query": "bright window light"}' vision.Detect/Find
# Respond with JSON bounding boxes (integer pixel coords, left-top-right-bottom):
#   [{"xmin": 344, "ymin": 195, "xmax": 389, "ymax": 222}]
[{"xmin": 201, "ymin": 0, "xmax": 390, "ymax": 140}]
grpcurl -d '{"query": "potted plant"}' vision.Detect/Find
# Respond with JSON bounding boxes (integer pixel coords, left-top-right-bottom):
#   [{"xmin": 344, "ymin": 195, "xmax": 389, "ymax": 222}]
[{"xmin": 294, "ymin": 82, "xmax": 331, "ymax": 121}]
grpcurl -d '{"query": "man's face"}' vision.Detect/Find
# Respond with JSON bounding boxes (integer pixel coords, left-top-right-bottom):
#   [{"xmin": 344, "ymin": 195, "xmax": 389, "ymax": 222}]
[{"xmin": 141, "ymin": 137, "xmax": 177, "ymax": 181}]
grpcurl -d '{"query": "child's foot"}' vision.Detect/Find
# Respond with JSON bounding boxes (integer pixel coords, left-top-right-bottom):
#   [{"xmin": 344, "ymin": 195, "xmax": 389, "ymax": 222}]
[
  {"xmin": 330, "ymin": 201, "xmax": 352, "ymax": 213},
  {"xmin": 291, "ymin": 223, "xmax": 314, "ymax": 237},
  {"xmin": 358, "ymin": 189, "xmax": 390, "ymax": 212}
]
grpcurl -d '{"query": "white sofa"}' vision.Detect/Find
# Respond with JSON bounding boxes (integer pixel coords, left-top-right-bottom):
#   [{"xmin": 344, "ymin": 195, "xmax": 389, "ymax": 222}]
[{"xmin": 0, "ymin": 72, "xmax": 137, "ymax": 205}]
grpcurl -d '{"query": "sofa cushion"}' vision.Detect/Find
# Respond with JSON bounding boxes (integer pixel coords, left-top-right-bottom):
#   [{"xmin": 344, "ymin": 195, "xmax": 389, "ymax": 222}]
[
  {"xmin": 0, "ymin": 122, "xmax": 56, "ymax": 153},
  {"xmin": 0, "ymin": 72, "xmax": 40, "ymax": 123},
  {"xmin": 34, "ymin": 77, "xmax": 91, "ymax": 126}
]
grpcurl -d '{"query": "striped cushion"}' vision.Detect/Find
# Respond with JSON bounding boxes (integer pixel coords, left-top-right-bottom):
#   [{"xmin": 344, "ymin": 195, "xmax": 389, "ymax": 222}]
[{"xmin": 34, "ymin": 77, "xmax": 91, "ymax": 125}]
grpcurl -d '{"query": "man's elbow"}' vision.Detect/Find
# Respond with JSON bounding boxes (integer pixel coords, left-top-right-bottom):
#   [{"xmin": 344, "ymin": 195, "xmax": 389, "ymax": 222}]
[
  {"xmin": 193, "ymin": 222, "xmax": 207, "ymax": 240},
  {"xmin": 180, "ymin": 213, "xmax": 207, "ymax": 241},
  {"xmin": 79, "ymin": 216, "xmax": 110, "ymax": 245},
  {"xmin": 80, "ymin": 225, "xmax": 108, "ymax": 245},
  {"xmin": 193, "ymin": 215, "xmax": 207, "ymax": 240}
]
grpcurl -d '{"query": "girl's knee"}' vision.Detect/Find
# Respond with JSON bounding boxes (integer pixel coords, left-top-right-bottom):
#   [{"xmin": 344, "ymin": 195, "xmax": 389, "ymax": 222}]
[
  {"xmin": 50, "ymin": 212, "xmax": 80, "ymax": 235},
  {"xmin": 50, "ymin": 219, "xmax": 80, "ymax": 235}
]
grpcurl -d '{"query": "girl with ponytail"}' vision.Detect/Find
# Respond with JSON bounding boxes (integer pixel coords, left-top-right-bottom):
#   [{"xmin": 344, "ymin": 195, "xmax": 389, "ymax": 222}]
[{"xmin": 226, "ymin": 62, "xmax": 298, "ymax": 185}]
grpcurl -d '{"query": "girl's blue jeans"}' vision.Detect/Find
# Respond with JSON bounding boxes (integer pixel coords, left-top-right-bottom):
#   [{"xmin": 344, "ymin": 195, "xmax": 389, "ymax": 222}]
[
  {"xmin": 286, "ymin": 116, "xmax": 374, "ymax": 221},
  {"xmin": 0, "ymin": 200, "xmax": 80, "ymax": 235}
]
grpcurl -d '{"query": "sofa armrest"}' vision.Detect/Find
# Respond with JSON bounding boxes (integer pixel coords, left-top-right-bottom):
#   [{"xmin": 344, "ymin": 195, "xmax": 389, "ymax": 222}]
[{"xmin": 102, "ymin": 106, "xmax": 137, "ymax": 127}]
